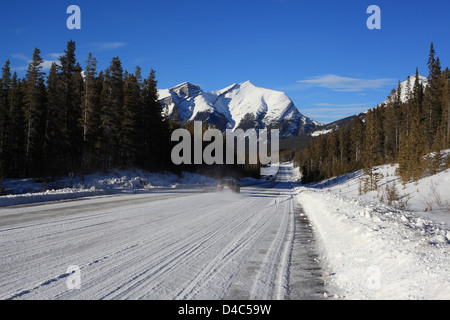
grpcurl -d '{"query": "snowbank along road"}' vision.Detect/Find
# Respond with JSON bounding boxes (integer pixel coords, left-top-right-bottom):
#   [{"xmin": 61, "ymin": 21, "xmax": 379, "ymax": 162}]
[{"xmin": 0, "ymin": 164, "xmax": 323, "ymax": 300}]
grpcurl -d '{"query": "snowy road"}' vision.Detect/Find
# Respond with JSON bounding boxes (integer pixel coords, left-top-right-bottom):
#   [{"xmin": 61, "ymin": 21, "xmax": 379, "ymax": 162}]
[{"xmin": 0, "ymin": 165, "xmax": 305, "ymax": 300}]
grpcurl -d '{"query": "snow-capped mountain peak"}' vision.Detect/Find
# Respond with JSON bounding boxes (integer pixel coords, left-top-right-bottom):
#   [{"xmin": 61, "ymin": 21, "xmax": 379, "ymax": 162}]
[
  {"xmin": 158, "ymin": 81, "xmax": 318, "ymax": 138},
  {"xmin": 381, "ymin": 74, "xmax": 428, "ymax": 105}
]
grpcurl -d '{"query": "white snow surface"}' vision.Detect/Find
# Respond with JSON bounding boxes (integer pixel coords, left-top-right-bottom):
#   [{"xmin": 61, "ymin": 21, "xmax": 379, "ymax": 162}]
[
  {"xmin": 0, "ymin": 166, "xmax": 297, "ymax": 300},
  {"xmin": 310, "ymin": 128, "xmax": 333, "ymax": 137},
  {"xmin": 380, "ymin": 74, "xmax": 428, "ymax": 106},
  {"xmin": 0, "ymin": 170, "xmax": 217, "ymax": 207},
  {"xmin": 297, "ymin": 156, "xmax": 450, "ymax": 300},
  {"xmin": 1, "ymin": 162, "xmax": 449, "ymax": 300}
]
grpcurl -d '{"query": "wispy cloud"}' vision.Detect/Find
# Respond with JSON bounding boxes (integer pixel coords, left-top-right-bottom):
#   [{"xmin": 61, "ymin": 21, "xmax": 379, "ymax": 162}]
[
  {"xmin": 10, "ymin": 53, "xmax": 60, "ymax": 72},
  {"xmin": 301, "ymin": 107, "xmax": 367, "ymax": 122},
  {"xmin": 313, "ymin": 102, "xmax": 374, "ymax": 108},
  {"xmin": 87, "ymin": 42, "xmax": 128, "ymax": 51},
  {"xmin": 303, "ymin": 107, "xmax": 368, "ymax": 114},
  {"xmin": 46, "ymin": 53, "xmax": 64, "ymax": 60},
  {"xmin": 11, "ymin": 53, "xmax": 30, "ymax": 61},
  {"xmin": 301, "ymin": 103, "xmax": 373, "ymax": 122},
  {"xmin": 297, "ymin": 74, "xmax": 395, "ymax": 92}
]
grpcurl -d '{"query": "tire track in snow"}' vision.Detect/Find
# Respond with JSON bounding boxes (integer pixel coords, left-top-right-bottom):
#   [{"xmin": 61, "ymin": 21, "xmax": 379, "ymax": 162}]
[
  {"xmin": 1, "ymin": 166, "xmax": 299, "ymax": 300},
  {"xmin": 101, "ymin": 196, "xmax": 268, "ymax": 299},
  {"xmin": 174, "ymin": 199, "xmax": 282, "ymax": 300}
]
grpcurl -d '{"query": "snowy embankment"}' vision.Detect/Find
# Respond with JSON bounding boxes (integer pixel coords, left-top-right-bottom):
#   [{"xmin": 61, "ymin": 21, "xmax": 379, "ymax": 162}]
[
  {"xmin": 294, "ymin": 159, "xmax": 450, "ymax": 299},
  {"xmin": 0, "ymin": 170, "xmax": 218, "ymax": 207}
]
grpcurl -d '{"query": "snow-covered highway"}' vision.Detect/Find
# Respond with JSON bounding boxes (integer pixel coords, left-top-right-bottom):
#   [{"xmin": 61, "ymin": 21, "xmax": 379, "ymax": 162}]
[{"xmin": 0, "ymin": 165, "xmax": 307, "ymax": 300}]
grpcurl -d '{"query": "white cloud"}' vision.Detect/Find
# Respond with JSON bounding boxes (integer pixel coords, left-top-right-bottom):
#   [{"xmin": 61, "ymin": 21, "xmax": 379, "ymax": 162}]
[
  {"xmin": 313, "ymin": 102, "xmax": 374, "ymax": 108},
  {"xmin": 88, "ymin": 42, "xmax": 128, "ymax": 51},
  {"xmin": 301, "ymin": 104, "xmax": 371, "ymax": 122},
  {"xmin": 10, "ymin": 53, "xmax": 60, "ymax": 72},
  {"xmin": 11, "ymin": 53, "xmax": 30, "ymax": 61},
  {"xmin": 303, "ymin": 107, "xmax": 368, "ymax": 114},
  {"xmin": 46, "ymin": 53, "xmax": 64, "ymax": 60},
  {"xmin": 297, "ymin": 74, "xmax": 395, "ymax": 92},
  {"xmin": 41, "ymin": 60, "xmax": 59, "ymax": 70}
]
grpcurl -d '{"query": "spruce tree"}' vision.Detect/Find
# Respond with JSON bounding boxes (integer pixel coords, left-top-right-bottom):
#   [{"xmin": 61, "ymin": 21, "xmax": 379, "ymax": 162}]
[
  {"xmin": 121, "ymin": 73, "xmax": 141, "ymax": 167},
  {"xmin": 443, "ymin": 68, "xmax": 450, "ymax": 147},
  {"xmin": 0, "ymin": 60, "xmax": 11, "ymax": 178},
  {"xmin": 411, "ymin": 68, "xmax": 424, "ymax": 118},
  {"xmin": 58, "ymin": 41, "xmax": 83, "ymax": 173},
  {"xmin": 44, "ymin": 62, "xmax": 64, "ymax": 175},
  {"xmin": 326, "ymin": 128, "xmax": 339, "ymax": 177},
  {"xmin": 362, "ymin": 109, "xmax": 383, "ymax": 190},
  {"xmin": 338, "ymin": 126, "xmax": 351, "ymax": 174},
  {"xmin": 81, "ymin": 53, "xmax": 102, "ymax": 173},
  {"xmin": 23, "ymin": 48, "xmax": 46, "ymax": 176},
  {"xmin": 100, "ymin": 57, "xmax": 124, "ymax": 169},
  {"xmin": 7, "ymin": 73, "xmax": 25, "ymax": 177},
  {"xmin": 350, "ymin": 115, "xmax": 364, "ymax": 169},
  {"xmin": 423, "ymin": 43, "xmax": 444, "ymax": 149},
  {"xmin": 141, "ymin": 69, "xmax": 165, "ymax": 170}
]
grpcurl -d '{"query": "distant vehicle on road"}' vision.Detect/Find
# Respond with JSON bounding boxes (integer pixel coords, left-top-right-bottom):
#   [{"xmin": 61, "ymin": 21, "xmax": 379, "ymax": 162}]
[{"xmin": 217, "ymin": 177, "xmax": 240, "ymax": 193}]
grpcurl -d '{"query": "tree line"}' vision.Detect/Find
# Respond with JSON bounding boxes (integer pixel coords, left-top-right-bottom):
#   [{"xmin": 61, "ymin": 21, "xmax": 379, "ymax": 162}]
[
  {"xmin": 294, "ymin": 43, "xmax": 450, "ymax": 186},
  {"xmin": 0, "ymin": 40, "xmax": 259, "ymax": 180},
  {"xmin": 0, "ymin": 41, "xmax": 169, "ymax": 179}
]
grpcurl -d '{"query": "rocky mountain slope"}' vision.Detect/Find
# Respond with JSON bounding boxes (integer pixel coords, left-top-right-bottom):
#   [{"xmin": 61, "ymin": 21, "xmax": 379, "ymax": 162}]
[{"xmin": 158, "ymin": 81, "xmax": 319, "ymax": 138}]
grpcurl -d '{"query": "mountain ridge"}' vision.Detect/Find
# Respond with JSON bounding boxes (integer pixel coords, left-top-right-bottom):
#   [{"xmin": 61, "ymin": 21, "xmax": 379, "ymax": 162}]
[{"xmin": 158, "ymin": 81, "xmax": 320, "ymax": 138}]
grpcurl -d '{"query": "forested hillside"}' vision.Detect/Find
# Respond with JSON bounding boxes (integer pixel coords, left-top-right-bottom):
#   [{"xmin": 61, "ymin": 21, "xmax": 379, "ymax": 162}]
[
  {"xmin": 0, "ymin": 41, "xmax": 260, "ymax": 179},
  {"xmin": 295, "ymin": 43, "xmax": 450, "ymax": 186}
]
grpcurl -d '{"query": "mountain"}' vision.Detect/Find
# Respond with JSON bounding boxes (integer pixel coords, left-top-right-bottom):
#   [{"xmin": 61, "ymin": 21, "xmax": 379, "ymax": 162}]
[
  {"xmin": 158, "ymin": 81, "xmax": 319, "ymax": 138},
  {"xmin": 304, "ymin": 74, "xmax": 429, "ymax": 139},
  {"xmin": 280, "ymin": 113, "xmax": 365, "ymax": 151},
  {"xmin": 380, "ymin": 73, "xmax": 428, "ymax": 105}
]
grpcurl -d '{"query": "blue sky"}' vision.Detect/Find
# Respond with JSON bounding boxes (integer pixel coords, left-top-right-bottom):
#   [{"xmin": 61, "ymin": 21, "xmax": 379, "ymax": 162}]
[{"xmin": 1, "ymin": 0, "xmax": 449, "ymax": 123}]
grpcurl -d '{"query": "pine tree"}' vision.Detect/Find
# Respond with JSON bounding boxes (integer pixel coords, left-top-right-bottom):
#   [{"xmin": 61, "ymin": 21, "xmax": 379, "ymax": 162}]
[
  {"xmin": 0, "ymin": 60, "xmax": 12, "ymax": 178},
  {"xmin": 396, "ymin": 129, "xmax": 410, "ymax": 185},
  {"xmin": 411, "ymin": 68, "xmax": 424, "ymax": 118},
  {"xmin": 404, "ymin": 75, "xmax": 412, "ymax": 136},
  {"xmin": 167, "ymin": 105, "xmax": 182, "ymax": 131},
  {"xmin": 296, "ymin": 46, "xmax": 448, "ymax": 185},
  {"xmin": 121, "ymin": 73, "xmax": 141, "ymax": 167},
  {"xmin": 399, "ymin": 105, "xmax": 425, "ymax": 183},
  {"xmin": 81, "ymin": 53, "xmax": 102, "ymax": 173},
  {"xmin": 23, "ymin": 48, "xmax": 47, "ymax": 176},
  {"xmin": 57, "ymin": 41, "xmax": 83, "ymax": 173},
  {"xmin": 350, "ymin": 115, "xmax": 364, "ymax": 169},
  {"xmin": 44, "ymin": 62, "xmax": 64, "ymax": 175},
  {"xmin": 438, "ymin": 67, "xmax": 449, "ymax": 148},
  {"xmin": 338, "ymin": 125, "xmax": 351, "ymax": 174},
  {"xmin": 362, "ymin": 109, "xmax": 383, "ymax": 190},
  {"xmin": 7, "ymin": 73, "xmax": 25, "ymax": 177},
  {"xmin": 81, "ymin": 53, "xmax": 95, "ymax": 142},
  {"xmin": 100, "ymin": 57, "xmax": 124, "ymax": 169},
  {"xmin": 71, "ymin": 63, "xmax": 84, "ymax": 170},
  {"xmin": 326, "ymin": 128, "xmax": 339, "ymax": 177},
  {"xmin": 383, "ymin": 84, "xmax": 402, "ymax": 162},
  {"xmin": 423, "ymin": 42, "xmax": 444, "ymax": 149},
  {"xmin": 141, "ymin": 69, "xmax": 166, "ymax": 170}
]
